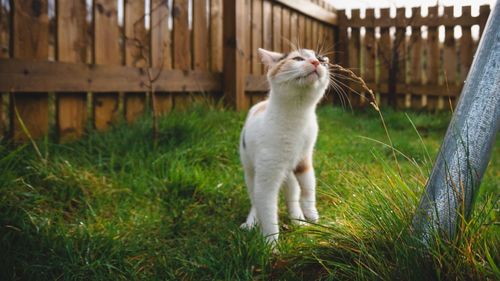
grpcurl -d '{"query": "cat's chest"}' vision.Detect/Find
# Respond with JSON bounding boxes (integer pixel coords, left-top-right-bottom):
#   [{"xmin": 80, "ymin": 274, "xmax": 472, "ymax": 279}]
[{"xmin": 263, "ymin": 120, "xmax": 313, "ymax": 151}]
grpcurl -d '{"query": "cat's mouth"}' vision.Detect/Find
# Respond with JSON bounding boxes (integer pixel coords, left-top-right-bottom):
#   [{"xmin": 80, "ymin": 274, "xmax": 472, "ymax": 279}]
[{"xmin": 297, "ymin": 70, "xmax": 319, "ymax": 80}]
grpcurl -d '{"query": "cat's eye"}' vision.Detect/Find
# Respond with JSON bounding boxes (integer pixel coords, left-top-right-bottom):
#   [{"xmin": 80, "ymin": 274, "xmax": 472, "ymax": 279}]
[
  {"xmin": 292, "ymin": 56, "xmax": 305, "ymax": 61},
  {"xmin": 317, "ymin": 56, "xmax": 327, "ymax": 63}
]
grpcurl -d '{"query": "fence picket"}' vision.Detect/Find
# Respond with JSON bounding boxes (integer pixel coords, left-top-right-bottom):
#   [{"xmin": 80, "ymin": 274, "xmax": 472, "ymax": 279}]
[
  {"xmin": 282, "ymin": 7, "xmax": 291, "ymax": 52},
  {"xmin": 363, "ymin": 9, "xmax": 375, "ymax": 106},
  {"xmin": 124, "ymin": 0, "xmax": 146, "ymax": 123},
  {"xmin": 194, "ymin": 0, "xmax": 208, "ymax": 71},
  {"xmin": 272, "ymin": 4, "xmax": 282, "ymax": 51},
  {"xmin": 93, "ymin": 0, "xmax": 120, "ymax": 130},
  {"xmin": 460, "ymin": 6, "xmax": 473, "ymax": 83},
  {"xmin": 442, "ymin": 6, "xmax": 456, "ymax": 109},
  {"xmin": 11, "ymin": 0, "xmax": 49, "ymax": 142},
  {"xmin": 409, "ymin": 7, "xmax": 422, "ymax": 109},
  {"xmin": 56, "ymin": 0, "xmax": 88, "ymax": 140},
  {"xmin": 395, "ymin": 8, "xmax": 406, "ymax": 108},
  {"xmin": 252, "ymin": 0, "xmax": 263, "ymax": 75},
  {"xmin": 210, "ymin": 0, "xmax": 223, "ymax": 72},
  {"xmin": 426, "ymin": 6, "xmax": 439, "ymax": 110}
]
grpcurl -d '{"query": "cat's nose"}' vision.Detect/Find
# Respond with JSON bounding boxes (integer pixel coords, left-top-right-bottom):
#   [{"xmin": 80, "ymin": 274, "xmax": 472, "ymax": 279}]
[{"xmin": 310, "ymin": 60, "xmax": 320, "ymax": 67}]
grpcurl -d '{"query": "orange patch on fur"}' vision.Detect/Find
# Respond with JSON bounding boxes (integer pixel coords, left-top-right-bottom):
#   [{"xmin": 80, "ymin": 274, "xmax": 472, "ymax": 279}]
[
  {"xmin": 294, "ymin": 159, "xmax": 310, "ymax": 174},
  {"xmin": 269, "ymin": 59, "xmax": 288, "ymax": 78}
]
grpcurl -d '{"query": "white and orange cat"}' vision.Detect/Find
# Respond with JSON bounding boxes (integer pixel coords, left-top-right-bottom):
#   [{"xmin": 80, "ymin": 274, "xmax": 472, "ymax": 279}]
[{"xmin": 239, "ymin": 48, "xmax": 330, "ymax": 245}]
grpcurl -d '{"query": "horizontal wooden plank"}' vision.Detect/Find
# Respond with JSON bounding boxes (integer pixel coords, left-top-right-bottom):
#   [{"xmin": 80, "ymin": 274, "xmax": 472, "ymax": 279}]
[
  {"xmin": 245, "ymin": 75, "xmax": 269, "ymax": 92},
  {"xmin": 344, "ymin": 10, "xmax": 486, "ymax": 28},
  {"xmin": 245, "ymin": 74, "xmax": 462, "ymax": 97},
  {"xmin": 0, "ymin": 59, "xmax": 222, "ymax": 92},
  {"xmin": 274, "ymin": 0, "xmax": 337, "ymax": 25}
]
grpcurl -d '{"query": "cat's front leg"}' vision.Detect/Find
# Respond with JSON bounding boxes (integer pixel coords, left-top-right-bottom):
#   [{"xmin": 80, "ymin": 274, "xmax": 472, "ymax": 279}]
[
  {"xmin": 284, "ymin": 173, "xmax": 306, "ymax": 225},
  {"xmin": 295, "ymin": 160, "xmax": 319, "ymax": 222},
  {"xmin": 253, "ymin": 169, "xmax": 285, "ymax": 245}
]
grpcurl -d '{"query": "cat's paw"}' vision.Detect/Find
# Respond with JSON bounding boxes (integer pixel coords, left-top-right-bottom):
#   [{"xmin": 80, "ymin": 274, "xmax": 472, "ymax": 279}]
[
  {"xmin": 240, "ymin": 222, "xmax": 257, "ymax": 230},
  {"xmin": 303, "ymin": 208, "xmax": 319, "ymax": 223},
  {"xmin": 290, "ymin": 212, "xmax": 307, "ymax": 226}
]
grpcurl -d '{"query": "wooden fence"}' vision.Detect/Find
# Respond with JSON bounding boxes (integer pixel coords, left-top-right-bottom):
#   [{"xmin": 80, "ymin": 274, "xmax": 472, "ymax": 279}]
[
  {"xmin": 336, "ymin": 5, "xmax": 491, "ymax": 109},
  {"xmin": 0, "ymin": 0, "xmax": 336, "ymax": 142},
  {"xmin": 0, "ymin": 1, "xmax": 492, "ymax": 143}
]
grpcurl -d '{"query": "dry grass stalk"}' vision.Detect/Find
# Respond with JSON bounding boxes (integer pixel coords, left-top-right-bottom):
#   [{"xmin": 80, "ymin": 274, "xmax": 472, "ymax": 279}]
[{"xmin": 328, "ymin": 63, "xmax": 379, "ymax": 111}]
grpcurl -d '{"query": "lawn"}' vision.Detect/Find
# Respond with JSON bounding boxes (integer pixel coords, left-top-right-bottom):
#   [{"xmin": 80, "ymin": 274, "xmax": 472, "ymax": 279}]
[{"xmin": 0, "ymin": 105, "xmax": 498, "ymax": 280}]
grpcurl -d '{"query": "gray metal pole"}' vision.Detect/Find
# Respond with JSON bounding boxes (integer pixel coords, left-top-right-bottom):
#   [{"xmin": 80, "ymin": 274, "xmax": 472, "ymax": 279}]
[{"xmin": 413, "ymin": 2, "xmax": 500, "ymax": 241}]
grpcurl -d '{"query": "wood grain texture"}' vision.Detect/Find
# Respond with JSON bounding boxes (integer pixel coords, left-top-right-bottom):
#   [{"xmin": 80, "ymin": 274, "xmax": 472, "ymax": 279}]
[
  {"xmin": 274, "ymin": 0, "xmax": 337, "ymax": 25},
  {"xmin": 304, "ymin": 17, "xmax": 311, "ymax": 50},
  {"xmin": 93, "ymin": 92, "xmax": 118, "ymax": 130},
  {"xmin": 349, "ymin": 10, "xmax": 360, "ymax": 76},
  {"xmin": 297, "ymin": 14, "xmax": 306, "ymax": 49},
  {"xmin": 124, "ymin": 0, "xmax": 146, "ymax": 124},
  {"xmin": 56, "ymin": 93, "xmax": 87, "ymax": 140},
  {"xmin": 243, "ymin": 0, "xmax": 251, "ymax": 75},
  {"xmin": 173, "ymin": 0, "xmax": 190, "ymax": 70},
  {"xmin": 281, "ymin": 7, "xmax": 290, "ymax": 52},
  {"xmin": 0, "ymin": 59, "xmax": 223, "ymax": 92},
  {"xmin": 125, "ymin": 0, "xmax": 146, "ymax": 68},
  {"xmin": 442, "ymin": 6, "xmax": 456, "ymax": 86},
  {"xmin": 93, "ymin": 0, "xmax": 121, "ymax": 131},
  {"xmin": 56, "ymin": 0, "xmax": 87, "ymax": 63},
  {"xmin": 125, "ymin": 93, "xmax": 145, "ymax": 122},
  {"xmin": 272, "ymin": 4, "xmax": 282, "ymax": 51},
  {"xmin": 251, "ymin": 0, "xmax": 263, "ymax": 75},
  {"xmin": 0, "ymin": 3, "xmax": 9, "ymax": 58},
  {"xmin": 193, "ymin": 0, "xmax": 208, "ymax": 71},
  {"xmin": 459, "ymin": 6, "xmax": 473, "ymax": 82},
  {"xmin": 262, "ymin": 1, "xmax": 273, "ymax": 51},
  {"xmin": 377, "ymin": 9, "xmax": 390, "ymax": 85},
  {"xmin": 210, "ymin": 0, "xmax": 223, "ymax": 72},
  {"xmin": 311, "ymin": 20, "xmax": 318, "ymax": 51},
  {"xmin": 395, "ymin": 8, "xmax": 406, "ymax": 84},
  {"xmin": 425, "ymin": 6, "xmax": 439, "ymax": 110},
  {"xmin": 426, "ymin": 8, "xmax": 439, "ymax": 85},
  {"xmin": 151, "ymin": 0, "xmax": 171, "ymax": 69},
  {"xmin": 409, "ymin": 8, "xmax": 423, "ymax": 108},
  {"xmin": 11, "ymin": 0, "xmax": 49, "ymax": 142},
  {"xmin": 363, "ymin": 9, "xmax": 375, "ymax": 83},
  {"xmin": 93, "ymin": 0, "xmax": 120, "ymax": 65},
  {"xmin": 223, "ymin": 0, "xmax": 249, "ymax": 110},
  {"xmin": 290, "ymin": 12, "xmax": 298, "ymax": 51},
  {"xmin": 155, "ymin": 92, "xmax": 173, "ymax": 115},
  {"xmin": 409, "ymin": 14, "xmax": 422, "ymax": 84},
  {"xmin": 56, "ymin": 0, "xmax": 88, "ymax": 141}
]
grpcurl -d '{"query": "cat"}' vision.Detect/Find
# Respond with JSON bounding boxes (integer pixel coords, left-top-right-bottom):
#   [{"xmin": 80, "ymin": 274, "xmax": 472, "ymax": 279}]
[{"xmin": 239, "ymin": 48, "xmax": 330, "ymax": 246}]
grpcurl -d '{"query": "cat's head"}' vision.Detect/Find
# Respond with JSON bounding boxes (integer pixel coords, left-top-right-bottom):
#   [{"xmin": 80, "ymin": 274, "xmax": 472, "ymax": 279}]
[{"xmin": 258, "ymin": 48, "xmax": 330, "ymax": 92}]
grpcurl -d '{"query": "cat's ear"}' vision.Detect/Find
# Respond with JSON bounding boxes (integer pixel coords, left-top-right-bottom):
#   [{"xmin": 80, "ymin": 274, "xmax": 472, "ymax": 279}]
[{"xmin": 258, "ymin": 48, "xmax": 284, "ymax": 67}]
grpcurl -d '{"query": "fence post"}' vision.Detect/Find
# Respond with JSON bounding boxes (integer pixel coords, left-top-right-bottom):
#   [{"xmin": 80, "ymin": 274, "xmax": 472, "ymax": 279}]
[
  {"xmin": 413, "ymin": 2, "xmax": 500, "ymax": 242},
  {"xmin": 223, "ymin": 0, "xmax": 249, "ymax": 110}
]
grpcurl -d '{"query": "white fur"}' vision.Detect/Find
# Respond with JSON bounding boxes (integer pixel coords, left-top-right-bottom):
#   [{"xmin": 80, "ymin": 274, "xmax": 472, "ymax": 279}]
[{"xmin": 239, "ymin": 48, "xmax": 330, "ymax": 246}]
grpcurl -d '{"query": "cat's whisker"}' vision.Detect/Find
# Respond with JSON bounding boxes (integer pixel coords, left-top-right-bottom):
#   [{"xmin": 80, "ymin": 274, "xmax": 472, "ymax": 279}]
[
  {"xmin": 329, "ymin": 81, "xmax": 346, "ymax": 109},
  {"xmin": 330, "ymin": 80, "xmax": 352, "ymax": 110}
]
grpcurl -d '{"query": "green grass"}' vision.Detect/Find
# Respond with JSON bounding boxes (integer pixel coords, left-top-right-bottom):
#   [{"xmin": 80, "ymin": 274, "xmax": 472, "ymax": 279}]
[{"xmin": 0, "ymin": 105, "xmax": 498, "ymax": 280}]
